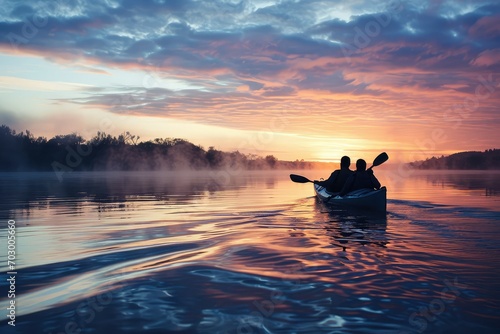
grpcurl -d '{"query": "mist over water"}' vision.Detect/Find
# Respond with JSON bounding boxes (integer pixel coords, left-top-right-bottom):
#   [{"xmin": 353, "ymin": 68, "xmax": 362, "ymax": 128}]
[{"xmin": 0, "ymin": 170, "xmax": 499, "ymax": 333}]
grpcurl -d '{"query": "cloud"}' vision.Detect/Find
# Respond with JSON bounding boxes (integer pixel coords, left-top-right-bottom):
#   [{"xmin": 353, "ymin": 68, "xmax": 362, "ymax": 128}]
[
  {"xmin": 0, "ymin": 0, "xmax": 499, "ymax": 137},
  {"xmin": 471, "ymin": 48, "xmax": 500, "ymax": 66},
  {"xmin": 0, "ymin": 76, "xmax": 93, "ymax": 91},
  {"xmin": 1, "ymin": 1, "xmax": 498, "ymax": 76},
  {"xmin": 468, "ymin": 12, "xmax": 500, "ymax": 40}
]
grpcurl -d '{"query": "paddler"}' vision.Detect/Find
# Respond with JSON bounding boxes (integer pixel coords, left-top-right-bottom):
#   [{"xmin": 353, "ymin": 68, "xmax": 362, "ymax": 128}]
[{"xmin": 314, "ymin": 156, "xmax": 354, "ymax": 193}]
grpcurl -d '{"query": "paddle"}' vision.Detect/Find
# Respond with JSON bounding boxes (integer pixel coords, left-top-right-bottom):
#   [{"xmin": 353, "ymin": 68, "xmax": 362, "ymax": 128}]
[
  {"xmin": 289, "ymin": 174, "xmax": 314, "ymax": 183},
  {"xmin": 289, "ymin": 152, "xmax": 389, "ymax": 184},
  {"xmin": 368, "ymin": 152, "xmax": 389, "ymax": 170}
]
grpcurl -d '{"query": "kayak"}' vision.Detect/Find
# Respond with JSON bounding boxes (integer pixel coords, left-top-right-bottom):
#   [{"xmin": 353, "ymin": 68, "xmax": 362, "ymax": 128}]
[{"xmin": 314, "ymin": 184, "xmax": 387, "ymax": 213}]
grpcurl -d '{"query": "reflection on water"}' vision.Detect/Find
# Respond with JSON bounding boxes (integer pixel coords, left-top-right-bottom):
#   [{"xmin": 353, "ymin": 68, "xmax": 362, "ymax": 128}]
[
  {"xmin": 320, "ymin": 202, "xmax": 388, "ymax": 251},
  {"xmin": 376, "ymin": 170, "xmax": 500, "ymax": 211},
  {"xmin": 0, "ymin": 171, "xmax": 266, "ymax": 212},
  {"xmin": 0, "ymin": 170, "xmax": 499, "ymax": 333},
  {"xmin": 419, "ymin": 170, "xmax": 500, "ymax": 196}
]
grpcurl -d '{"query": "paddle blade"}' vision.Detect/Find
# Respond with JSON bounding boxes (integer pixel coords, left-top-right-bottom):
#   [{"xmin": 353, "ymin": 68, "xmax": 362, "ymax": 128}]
[
  {"xmin": 290, "ymin": 174, "xmax": 313, "ymax": 183},
  {"xmin": 372, "ymin": 152, "xmax": 389, "ymax": 167}
]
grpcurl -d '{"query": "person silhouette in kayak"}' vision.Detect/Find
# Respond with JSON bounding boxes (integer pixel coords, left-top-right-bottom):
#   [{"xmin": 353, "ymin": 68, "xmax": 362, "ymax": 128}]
[
  {"xmin": 314, "ymin": 156, "xmax": 353, "ymax": 193},
  {"xmin": 339, "ymin": 159, "xmax": 381, "ymax": 196}
]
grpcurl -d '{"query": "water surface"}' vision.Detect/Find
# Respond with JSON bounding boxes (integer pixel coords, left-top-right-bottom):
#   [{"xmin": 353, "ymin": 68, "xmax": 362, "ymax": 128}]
[{"xmin": 1, "ymin": 170, "xmax": 499, "ymax": 333}]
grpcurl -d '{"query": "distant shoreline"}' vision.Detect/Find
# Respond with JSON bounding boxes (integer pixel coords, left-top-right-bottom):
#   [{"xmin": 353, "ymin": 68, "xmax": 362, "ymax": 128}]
[
  {"xmin": 0, "ymin": 125, "xmax": 336, "ymax": 173},
  {"xmin": 3, "ymin": 125, "xmax": 498, "ymax": 172},
  {"xmin": 408, "ymin": 149, "xmax": 500, "ymax": 170}
]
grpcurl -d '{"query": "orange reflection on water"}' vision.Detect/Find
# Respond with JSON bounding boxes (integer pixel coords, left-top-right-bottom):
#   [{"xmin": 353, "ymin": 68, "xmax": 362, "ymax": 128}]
[
  {"xmin": 379, "ymin": 170, "xmax": 500, "ymax": 210},
  {"xmin": 2, "ymin": 170, "xmax": 499, "ymax": 325}
]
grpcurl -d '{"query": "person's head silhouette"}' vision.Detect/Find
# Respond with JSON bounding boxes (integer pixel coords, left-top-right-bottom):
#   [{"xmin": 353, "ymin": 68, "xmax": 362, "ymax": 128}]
[
  {"xmin": 340, "ymin": 156, "xmax": 350, "ymax": 168},
  {"xmin": 356, "ymin": 159, "xmax": 367, "ymax": 171}
]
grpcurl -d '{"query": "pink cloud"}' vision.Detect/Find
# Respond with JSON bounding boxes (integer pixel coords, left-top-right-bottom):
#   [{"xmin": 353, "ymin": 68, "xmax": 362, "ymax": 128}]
[
  {"xmin": 469, "ymin": 14, "xmax": 500, "ymax": 39},
  {"xmin": 471, "ymin": 49, "xmax": 500, "ymax": 67}
]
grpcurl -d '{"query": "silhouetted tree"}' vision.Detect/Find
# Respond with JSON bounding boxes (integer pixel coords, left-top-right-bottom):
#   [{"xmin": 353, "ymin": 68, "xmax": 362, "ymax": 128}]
[
  {"xmin": 411, "ymin": 149, "xmax": 500, "ymax": 170},
  {"xmin": 0, "ymin": 124, "xmax": 356, "ymax": 172}
]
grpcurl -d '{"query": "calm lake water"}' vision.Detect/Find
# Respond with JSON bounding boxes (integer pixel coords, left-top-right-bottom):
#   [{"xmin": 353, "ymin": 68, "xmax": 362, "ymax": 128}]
[{"xmin": 1, "ymin": 170, "xmax": 499, "ymax": 334}]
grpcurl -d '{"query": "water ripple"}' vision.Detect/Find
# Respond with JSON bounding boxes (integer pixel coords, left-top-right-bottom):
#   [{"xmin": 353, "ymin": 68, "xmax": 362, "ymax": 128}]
[{"xmin": 1, "ymin": 171, "xmax": 500, "ymax": 333}]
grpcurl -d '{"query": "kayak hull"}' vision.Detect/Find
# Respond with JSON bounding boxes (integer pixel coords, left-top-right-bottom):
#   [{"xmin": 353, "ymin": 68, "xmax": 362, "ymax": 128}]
[{"xmin": 314, "ymin": 184, "xmax": 387, "ymax": 213}]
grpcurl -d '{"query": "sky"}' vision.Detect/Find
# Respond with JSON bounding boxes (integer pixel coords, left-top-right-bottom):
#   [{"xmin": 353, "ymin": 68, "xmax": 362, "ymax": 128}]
[{"xmin": 0, "ymin": 0, "xmax": 499, "ymax": 163}]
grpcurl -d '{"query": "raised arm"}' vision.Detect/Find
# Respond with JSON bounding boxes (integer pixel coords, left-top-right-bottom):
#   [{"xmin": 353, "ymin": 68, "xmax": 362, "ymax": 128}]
[{"xmin": 371, "ymin": 173, "xmax": 381, "ymax": 189}]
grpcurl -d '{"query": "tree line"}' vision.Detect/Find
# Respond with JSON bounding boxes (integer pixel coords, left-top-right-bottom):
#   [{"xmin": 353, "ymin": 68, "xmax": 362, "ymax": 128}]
[
  {"xmin": 0, "ymin": 125, "xmax": 333, "ymax": 172},
  {"xmin": 409, "ymin": 149, "xmax": 500, "ymax": 170}
]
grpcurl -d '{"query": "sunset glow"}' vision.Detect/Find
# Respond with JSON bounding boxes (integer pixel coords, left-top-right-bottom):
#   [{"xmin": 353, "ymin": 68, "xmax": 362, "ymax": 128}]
[{"xmin": 1, "ymin": 0, "xmax": 499, "ymax": 162}]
